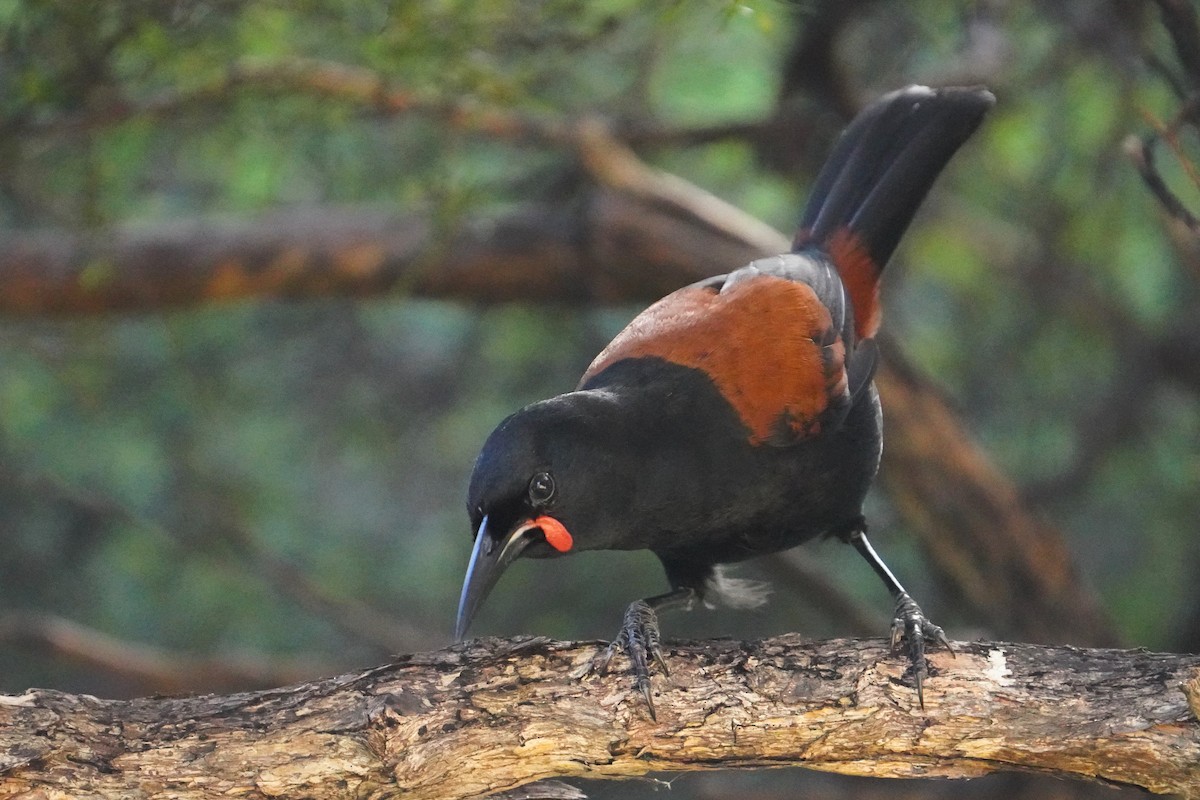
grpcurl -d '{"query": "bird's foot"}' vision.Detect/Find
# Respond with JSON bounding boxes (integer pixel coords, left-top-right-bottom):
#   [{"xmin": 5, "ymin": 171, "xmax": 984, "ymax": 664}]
[
  {"xmin": 590, "ymin": 600, "xmax": 668, "ymax": 720},
  {"xmin": 890, "ymin": 591, "xmax": 953, "ymax": 708}
]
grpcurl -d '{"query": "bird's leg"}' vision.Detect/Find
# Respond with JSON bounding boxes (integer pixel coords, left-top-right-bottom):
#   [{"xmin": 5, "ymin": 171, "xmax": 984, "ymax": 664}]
[
  {"xmin": 590, "ymin": 586, "xmax": 697, "ymax": 720},
  {"xmin": 845, "ymin": 522, "xmax": 951, "ymax": 707}
]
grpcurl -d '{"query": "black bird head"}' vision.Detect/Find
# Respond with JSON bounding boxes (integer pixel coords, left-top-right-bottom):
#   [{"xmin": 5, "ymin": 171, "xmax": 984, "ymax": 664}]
[{"xmin": 455, "ymin": 391, "xmax": 633, "ymax": 640}]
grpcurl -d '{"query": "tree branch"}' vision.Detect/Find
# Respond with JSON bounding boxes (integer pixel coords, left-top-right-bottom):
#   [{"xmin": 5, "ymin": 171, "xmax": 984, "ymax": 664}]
[
  {"xmin": 0, "ymin": 191, "xmax": 777, "ymax": 315},
  {"xmin": 18, "ymin": 56, "xmax": 772, "ymax": 153},
  {"xmin": 18, "ymin": 57, "xmax": 574, "ymax": 144},
  {"xmin": 0, "ymin": 637, "xmax": 1196, "ymax": 798},
  {"xmin": 0, "ymin": 205, "xmax": 596, "ymax": 314},
  {"xmin": 1125, "ymin": 125, "xmax": 1200, "ymax": 234},
  {"xmin": 0, "ymin": 611, "xmax": 330, "ymax": 696},
  {"xmin": 1129, "ymin": 0, "xmax": 1200, "ymax": 237}
]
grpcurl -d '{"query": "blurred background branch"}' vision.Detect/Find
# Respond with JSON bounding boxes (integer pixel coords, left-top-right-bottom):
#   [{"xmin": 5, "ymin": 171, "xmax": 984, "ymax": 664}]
[{"xmin": 0, "ymin": 610, "xmax": 330, "ymax": 695}]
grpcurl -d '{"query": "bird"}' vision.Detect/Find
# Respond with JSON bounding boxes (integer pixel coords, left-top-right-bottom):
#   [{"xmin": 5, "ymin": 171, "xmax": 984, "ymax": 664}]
[{"xmin": 455, "ymin": 85, "xmax": 994, "ymax": 716}]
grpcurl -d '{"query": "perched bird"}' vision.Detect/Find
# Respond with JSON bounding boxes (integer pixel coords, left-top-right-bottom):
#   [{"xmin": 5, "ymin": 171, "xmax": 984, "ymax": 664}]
[{"xmin": 456, "ymin": 85, "xmax": 994, "ymax": 715}]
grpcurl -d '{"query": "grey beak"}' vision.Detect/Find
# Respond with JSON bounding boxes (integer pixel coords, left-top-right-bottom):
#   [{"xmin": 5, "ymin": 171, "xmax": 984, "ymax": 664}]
[{"xmin": 454, "ymin": 515, "xmax": 536, "ymax": 641}]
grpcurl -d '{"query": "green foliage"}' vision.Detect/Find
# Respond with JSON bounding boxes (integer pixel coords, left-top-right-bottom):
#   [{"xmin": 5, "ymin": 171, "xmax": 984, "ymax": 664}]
[{"xmin": 649, "ymin": 5, "xmax": 782, "ymax": 124}]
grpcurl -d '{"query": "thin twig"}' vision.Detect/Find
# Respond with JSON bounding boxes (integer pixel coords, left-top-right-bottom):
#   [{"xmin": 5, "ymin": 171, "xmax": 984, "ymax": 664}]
[{"xmin": 1124, "ymin": 131, "xmax": 1200, "ymax": 232}]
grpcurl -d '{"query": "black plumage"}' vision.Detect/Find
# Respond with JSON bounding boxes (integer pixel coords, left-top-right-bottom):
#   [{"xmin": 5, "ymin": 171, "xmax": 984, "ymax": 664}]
[{"xmin": 456, "ymin": 85, "xmax": 994, "ymax": 715}]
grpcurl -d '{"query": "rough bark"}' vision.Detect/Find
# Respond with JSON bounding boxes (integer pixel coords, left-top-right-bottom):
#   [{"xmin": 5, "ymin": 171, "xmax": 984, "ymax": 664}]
[{"xmin": 0, "ymin": 636, "xmax": 1196, "ymax": 799}]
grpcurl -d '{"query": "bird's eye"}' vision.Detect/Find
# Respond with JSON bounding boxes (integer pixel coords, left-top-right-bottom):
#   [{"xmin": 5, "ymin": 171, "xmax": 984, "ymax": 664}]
[{"xmin": 528, "ymin": 471, "xmax": 555, "ymax": 506}]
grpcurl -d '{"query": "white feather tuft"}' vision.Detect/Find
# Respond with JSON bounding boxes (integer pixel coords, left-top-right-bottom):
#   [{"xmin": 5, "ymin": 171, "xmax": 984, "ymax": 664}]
[{"xmin": 704, "ymin": 565, "xmax": 772, "ymax": 610}]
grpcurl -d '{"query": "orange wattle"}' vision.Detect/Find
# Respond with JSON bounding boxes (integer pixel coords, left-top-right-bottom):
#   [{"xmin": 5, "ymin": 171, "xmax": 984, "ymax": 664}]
[{"xmin": 534, "ymin": 515, "xmax": 573, "ymax": 552}]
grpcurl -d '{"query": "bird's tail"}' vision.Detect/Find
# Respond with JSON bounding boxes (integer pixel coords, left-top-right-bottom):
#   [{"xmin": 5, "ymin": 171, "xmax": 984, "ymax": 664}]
[{"xmin": 794, "ymin": 85, "xmax": 994, "ymax": 339}]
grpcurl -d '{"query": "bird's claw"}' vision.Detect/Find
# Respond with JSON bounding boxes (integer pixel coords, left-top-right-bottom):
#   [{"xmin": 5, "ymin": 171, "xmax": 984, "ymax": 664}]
[
  {"xmin": 589, "ymin": 600, "xmax": 666, "ymax": 720},
  {"xmin": 890, "ymin": 591, "xmax": 952, "ymax": 708}
]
